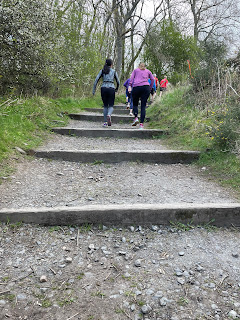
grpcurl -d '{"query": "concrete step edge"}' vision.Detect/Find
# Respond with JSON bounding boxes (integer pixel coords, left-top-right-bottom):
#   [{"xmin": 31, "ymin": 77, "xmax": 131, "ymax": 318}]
[
  {"xmin": 0, "ymin": 203, "xmax": 239, "ymax": 227},
  {"xmin": 33, "ymin": 149, "xmax": 200, "ymax": 164}
]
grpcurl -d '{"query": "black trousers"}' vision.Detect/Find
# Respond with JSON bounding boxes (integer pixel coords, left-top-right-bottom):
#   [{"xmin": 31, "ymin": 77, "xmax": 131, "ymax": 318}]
[
  {"xmin": 132, "ymin": 85, "xmax": 150, "ymax": 123},
  {"xmin": 101, "ymin": 87, "xmax": 115, "ymax": 107}
]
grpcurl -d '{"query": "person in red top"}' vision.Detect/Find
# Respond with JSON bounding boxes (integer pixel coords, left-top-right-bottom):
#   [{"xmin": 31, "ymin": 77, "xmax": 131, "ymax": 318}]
[
  {"xmin": 159, "ymin": 76, "xmax": 168, "ymax": 98},
  {"xmin": 152, "ymin": 73, "xmax": 159, "ymax": 101}
]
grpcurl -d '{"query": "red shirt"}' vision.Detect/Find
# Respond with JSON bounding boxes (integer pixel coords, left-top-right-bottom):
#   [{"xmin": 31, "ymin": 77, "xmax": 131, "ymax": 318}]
[
  {"xmin": 154, "ymin": 77, "xmax": 159, "ymax": 88},
  {"xmin": 160, "ymin": 78, "xmax": 168, "ymax": 88}
]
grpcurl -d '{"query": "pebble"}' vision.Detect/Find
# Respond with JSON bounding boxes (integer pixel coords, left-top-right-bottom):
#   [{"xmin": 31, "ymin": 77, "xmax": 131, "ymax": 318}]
[
  {"xmin": 129, "ymin": 226, "xmax": 135, "ymax": 232},
  {"xmin": 134, "ymin": 259, "xmax": 141, "ymax": 267},
  {"xmin": 65, "ymin": 257, "xmax": 72, "ymax": 263},
  {"xmin": 40, "ymin": 275, "xmax": 47, "ymax": 283},
  {"xmin": 232, "ymin": 253, "xmax": 239, "ymax": 258},
  {"xmin": 177, "ymin": 278, "xmax": 185, "ymax": 285},
  {"xmin": 141, "ymin": 305, "xmax": 151, "ymax": 314},
  {"xmin": 228, "ymin": 310, "xmax": 237, "ymax": 318},
  {"xmin": 178, "ymin": 251, "xmax": 185, "ymax": 256}
]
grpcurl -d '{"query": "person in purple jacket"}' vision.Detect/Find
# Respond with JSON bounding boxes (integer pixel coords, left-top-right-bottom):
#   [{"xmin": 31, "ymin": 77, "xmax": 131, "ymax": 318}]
[
  {"xmin": 128, "ymin": 62, "xmax": 154, "ymax": 129},
  {"xmin": 123, "ymin": 78, "xmax": 133, "ymax": 116}
]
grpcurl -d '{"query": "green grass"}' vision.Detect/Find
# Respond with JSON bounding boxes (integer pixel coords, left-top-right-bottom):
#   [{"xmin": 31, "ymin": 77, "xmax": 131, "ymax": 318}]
[
  {"xmin": 0, "ymin": 96, "xmax": 103, "ymax": 180},
  {"xmin": 147, "ymin": 87, "xmax": 240, "ymax": 197}
]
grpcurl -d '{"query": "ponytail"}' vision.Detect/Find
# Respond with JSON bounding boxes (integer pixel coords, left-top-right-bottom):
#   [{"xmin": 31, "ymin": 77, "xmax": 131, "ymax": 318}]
[{"xmin": 102, "ymin": 58, "xmax": 113, "ymax": 75}]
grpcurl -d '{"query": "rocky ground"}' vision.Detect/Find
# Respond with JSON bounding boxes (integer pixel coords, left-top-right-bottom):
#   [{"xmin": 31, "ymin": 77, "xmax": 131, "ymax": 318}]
[
  {"xmin": 0, "ymin": 117, "xmax": 239, "ymax": 319},
  {"xmin": 0, "ymin": 223, "xmax": 240, "ymax": 320}
]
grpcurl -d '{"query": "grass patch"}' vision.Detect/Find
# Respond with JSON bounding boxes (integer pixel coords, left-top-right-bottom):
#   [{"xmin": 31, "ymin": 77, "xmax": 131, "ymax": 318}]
[
  {"xmin": 147, "ymin": 87, "xmax": 240, "ymax": 197},
  {"xmin": 0, "ymin": 96, "xmax": 103, "ymax": 180}
]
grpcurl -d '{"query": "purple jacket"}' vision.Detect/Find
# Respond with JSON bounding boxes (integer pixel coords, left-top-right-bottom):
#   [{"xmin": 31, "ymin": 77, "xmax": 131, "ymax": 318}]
[
  {"xmin": 129, "ymin": 68, "xmax": 154, "ymax": 89},
  {"xmin": 123, "ymin": 78, "xmax": 130, "ymax": 88}
]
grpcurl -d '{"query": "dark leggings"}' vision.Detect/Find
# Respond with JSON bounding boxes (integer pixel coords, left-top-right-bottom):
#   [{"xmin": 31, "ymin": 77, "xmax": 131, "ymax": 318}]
[
  {"xmin": 101, "ymin": 87, "xmax": 115, "ymax": 122},
  {"xmin": 132, "ymin": 85, "xmax": 150, "ymax": 123}
]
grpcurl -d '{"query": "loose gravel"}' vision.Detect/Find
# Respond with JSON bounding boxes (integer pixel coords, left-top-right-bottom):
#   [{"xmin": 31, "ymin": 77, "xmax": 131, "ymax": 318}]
[
  {"xmin": 0, "ymin": 115, "xmax": 239, "ymax": 319},
  {"xmin": 0, "ymin": 224, "xmax": 239, "ymax": 320}
]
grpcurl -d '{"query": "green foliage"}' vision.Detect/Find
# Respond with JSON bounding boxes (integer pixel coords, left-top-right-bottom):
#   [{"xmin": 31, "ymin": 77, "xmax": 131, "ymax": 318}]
[
  {"xmin": 191, "ymin": 39, "xmax": 227, "ymax": 91},
  {"xmin": 0, "ymin": 96, "xmax": 101, "ymax": 178},
  {"xmin": 147, "ymin": 87, "xmax": 240, "ymax": 195},
  {"xmin": 143, "ymin": 20, "xmax": 199, "ymax": 82}
]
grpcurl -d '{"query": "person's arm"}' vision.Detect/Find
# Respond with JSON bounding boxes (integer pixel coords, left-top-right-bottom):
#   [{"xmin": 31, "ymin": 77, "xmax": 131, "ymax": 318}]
[
  {"xmin": 128, "ymin": 70, "xmax": 135, "ymax": 92},
  {"xmin": 92, "ymin": 70, "xmax": 102, "ymax": 95},
  {"xmin": 149, "ymin": 71, "xmax": 154, "ymax": 90},
  {"xmin": 114, "ymin": 71, "xmax": 120, "ymax": 92}
]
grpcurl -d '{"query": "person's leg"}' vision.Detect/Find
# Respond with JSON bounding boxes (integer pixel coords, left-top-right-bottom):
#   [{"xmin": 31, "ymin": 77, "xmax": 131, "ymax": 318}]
[
  {"xmin": 140, "ymin": 86, "xmax": 150, "ymax": 125},
  {"xmin": 131, "ymin": 87, "xmax": 140, "ymax": 126},
  {"xmin": 101, "ymin": 87, "xmax": 108, "ymax": 124},
  {"xmin": 129, "ymin": 93, "xmax": 133, "ymax": 116},
  {"xmin": 106, "ymin": 88, "xmax": 115, "ymax": 126}
]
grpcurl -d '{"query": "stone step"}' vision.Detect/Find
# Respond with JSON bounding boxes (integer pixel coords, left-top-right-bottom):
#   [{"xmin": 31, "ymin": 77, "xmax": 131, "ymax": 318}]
[
  {"xmin": 69, "ymin": 113, "xmax": 150, "ymax": 123},
  {"xmin": 1, "ymin": 203, "xmax": 239, "ymax": 227},
  {"xmin": 52, "ymin": 127, "xmax": 166, "ymax": 139},
  {"xmin": 34, "ymin": 149, "xmax": 200, "ymax": 164},
  {"xmin": 85, "ymin": 108, "xmax": 131, "ymax": 115}
]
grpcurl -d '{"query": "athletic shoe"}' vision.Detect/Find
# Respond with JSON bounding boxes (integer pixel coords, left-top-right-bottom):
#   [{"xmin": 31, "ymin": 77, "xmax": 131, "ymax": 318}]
[
  {"xmin": 107, "ymin": 115, "xmax": 111, "ymax": 126},
  {"xmin": 103, "ymin": 122, "xmax": 108, "ymax": 127},
  {"xmin": 139, "ymin": 123, "xmax": 144, "ymax": 129},
  {"xmin": 126, "ymin": 103, "xmax": 130, "ymax": 109},
  {"xmin": 129, "ymin": 111, "xmax": 133, "ymax": 116},
  {"xmin": 132, "ymin": 117, "xmax": 139, "ymax": 126}
]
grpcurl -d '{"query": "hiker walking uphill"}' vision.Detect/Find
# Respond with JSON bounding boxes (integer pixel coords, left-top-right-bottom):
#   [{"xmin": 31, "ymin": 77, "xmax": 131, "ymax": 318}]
[
  {"xmin": 128, "ymin": 62, "xmax": 154, "ymax": 129},
  {"xmin": 159, "ymin": 76, "xmax": 168, "ymax": 98},
  {"xmin": 92, "ymin": 59, "xmax": 120, "ymax": 127}
]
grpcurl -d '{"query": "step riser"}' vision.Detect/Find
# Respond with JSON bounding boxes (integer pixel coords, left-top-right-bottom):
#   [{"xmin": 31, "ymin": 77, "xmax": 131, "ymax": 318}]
[
  {"xmin": 34, "ymin": 150, "xmax": 200, "ymax": 164},
  {"xmin": 69, "ymin": 114, "xmax": 150, "ymax": 123},
  {"xmin": 52, "ymin": 128, "xmax": 166, "ymax": 139},
  {"xmin": 1, "ymin": 204, "xmax": 239, "ymax": 227},
  {"xmin": 85, "ymin": 108, "xmax": 130, "ymax": 115}
]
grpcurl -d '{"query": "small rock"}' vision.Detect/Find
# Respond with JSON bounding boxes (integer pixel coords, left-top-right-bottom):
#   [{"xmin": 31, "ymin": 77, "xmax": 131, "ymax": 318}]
[
  {"xmin": 65, "ymin": 257, "xmax": 72, "ymax": 263},
  {"xmin": 15, "ymin": 147, "xmax": 26, "ymax": 155},
  {"xmin": 134, "ymin": 259, "xmax": 141, "ymax": 267},
  {"xmin": 118, "ymin": 251, "xmax": 126, "ymax": 255},
  {"xmin": 160, "ymin": 297, "xmax": 168, "ymax": 306},
  {"xmin": 16, "ymin": 293, "xmax": 27, "ymax": 301},
  {"xmin": 88, "ymin": 244, "xmax": 95, "ymax": 250},
  {"xmin": 178, "ymin": 251, "xmax": 185, "ymax": 256},
  {"xmin": 151, "ymin": 225, "xmax": 158, "ymax": 231},
  {"xmin": 40, "ymin": 275, "xmax": 47, "ymax": 283},
  {"xmin": 232, "ymin": 253, "xmax": 239, "ymax": 258},
  {"xmin": 122, "ymin": 237, "xmax": 126, "ymax": 243},
  {"xmin": 0, "ymin": 300, "xmax": 6, "ymax": 305},
  {"xmin": 88, "ymin": 197, "xmax": 94, "ymax": 201},
  {"xmin": 177, "ymin": 278, "xmax": 185, "ymax": 285},
  {"xmin": 228, "ymin": 310, "xmax": 237, "ymax": 318},
  {"xmin": 130, "ymin": 304, "xmax": 136, "ymax": 311},
  {"xmin": 130, "ymin": 226, "xmax": 135, "ymax": 232},
  {"xmin": 154, "ymin": 291, "xmax": 163, "ymax": 298},
  {"xmin": 141, "ymin": 305, "xmax": 151, "ymax": 314},
  {"xmin": 135, "ymin": 290, "xmax": 142, "ymax": 296}
]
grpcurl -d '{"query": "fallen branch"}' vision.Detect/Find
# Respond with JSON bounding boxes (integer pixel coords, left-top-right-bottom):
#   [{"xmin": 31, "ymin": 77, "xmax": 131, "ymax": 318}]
[
  {"xmin": 227, "ymin": 84, "xmax": 240, "ymax": 97},
  {"xmin": 0, "ymin": 290, "xmax": 10, "ymax": 295},
  {"xmin": 66, "ymin": 313, "xmax": 79, "ymax": 320}
]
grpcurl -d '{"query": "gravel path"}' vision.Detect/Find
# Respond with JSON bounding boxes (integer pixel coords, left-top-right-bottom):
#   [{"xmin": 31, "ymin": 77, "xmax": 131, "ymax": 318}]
[
  {"xmin": 0, "ymin": 111, "xmax": 239, "ymax": 319},
  {"xmin": 0, "ymin": 224, "xmax": 240, "ymax": 320}
]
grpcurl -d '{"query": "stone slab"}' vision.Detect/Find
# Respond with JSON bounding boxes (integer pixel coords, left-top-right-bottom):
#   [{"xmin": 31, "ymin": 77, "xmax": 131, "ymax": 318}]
[
  {"xmin": 85, "ymin": 108, "xmax": 130, "ymax": 115},
  {"xmin": 68, "ymin": 113, "xmax": 150, "ymax": 123},
  {"xmin": 0, "ymin": 203, "xmax": 239, "ymax": 227},
  {"xmin": 52, "ymin": 127, "xmax": 166, "ymax": 139},
  {"xmin": 34, "ymin": 149, "xmax": 200, "ymax": 164}
]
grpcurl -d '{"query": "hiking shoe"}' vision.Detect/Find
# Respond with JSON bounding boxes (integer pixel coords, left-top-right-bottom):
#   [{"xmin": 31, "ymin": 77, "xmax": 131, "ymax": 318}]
[
  {"xmin": 107, "ymin": 115, "xmax": 111, "ymax": 126},
  {"xmin": 139, "ymin": 123, "xmax": 144, "ymax": 129},
  {"xmin": 103, "ymin": 122, "xmax": 108, "ymax": 127},
  {"xmin": 132, "ymin": 117, "xmax": 139, "ymax": 126}
]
